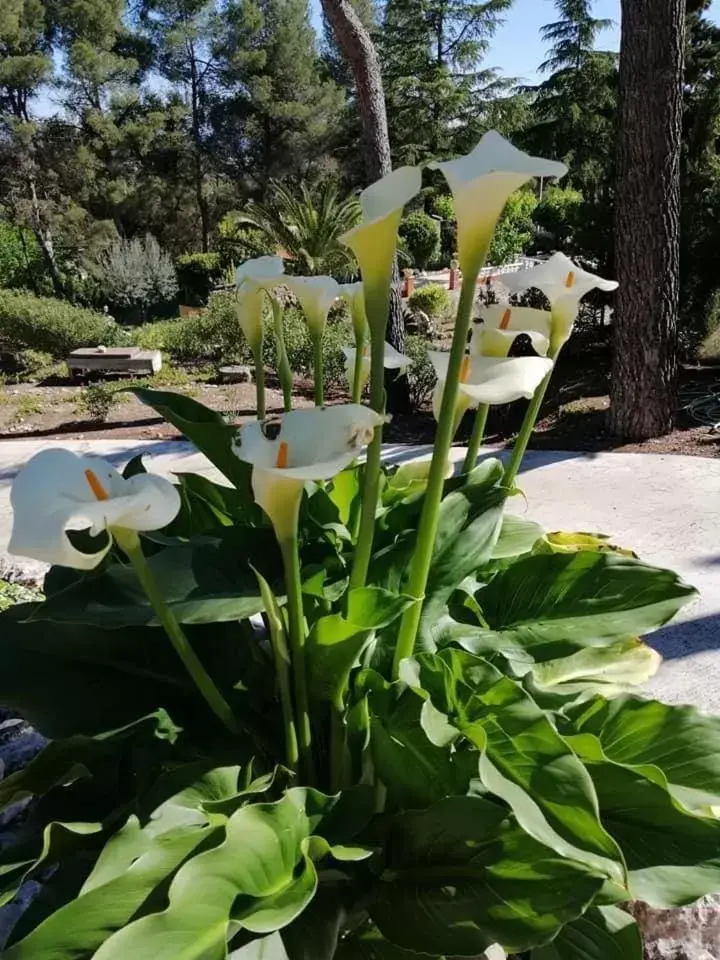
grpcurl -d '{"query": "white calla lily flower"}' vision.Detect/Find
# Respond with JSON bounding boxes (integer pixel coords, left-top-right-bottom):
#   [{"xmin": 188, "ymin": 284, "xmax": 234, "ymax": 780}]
[
  {"xmin": 234, "ymin": 256, "xmax": 286, "ymax": 354},
  {"xmin": 282, "ymin": 275, "xmax": 340, "ymax": 343},
  {"xmin": 8, "ymin": 449, "xmax": 180, "ymax": 570},
  {"xmin": 429, "ymin": 132, "xmax": 567, "ymax": 277},
  {"xmin": 233, "ymin": 404, "xmax": 385, "ymax": 539},
  {"xmin": 235, "ymin": 255, "xmax": 285, "ymax": 292},
  {"xmin": 429, "ymin": 350, "xmax": 554, "ymax": 422},
  {"xmin": 339, "ymin": 281, "xmax": 369, "ymax": 345},
  {"xmin": 340, "ymin": 167, "xmax": 422, "ymax": 331},
  {"xmin": 503, "ymin": 253, "xmax": 618, "ymax": 352},
  {"xmin": 341, "ymin": 341, "xmax": 411, "ymax": 394},
  {"xmin": 472, "ymin": 304, "xmax": 552, "ymax": 358}
]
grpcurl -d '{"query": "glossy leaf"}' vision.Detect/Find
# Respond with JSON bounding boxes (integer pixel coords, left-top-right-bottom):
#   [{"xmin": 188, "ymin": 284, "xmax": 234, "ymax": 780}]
[
  {"xmin": 491, "ymin": 514, "xmax": 544, "ymax": 559},
  {"xmin": 568, "ymin": 695, "xmax": 720, "ymax": 812},
  {"xmin": 586, "ymin": 760, "xmax": 720, "ymax": 906},
  {"xmin": 131, "ymin": 387, "xmax": 252, "ymax": 494},
  {"xmin": 369, "ymin": 796, "xmax": 604, "ymax": 955},
  {"xmin": 530, "ymin": 638, "xmax": 661, "ymax": 700},
  {"xmin": 463, "ymin": 552, "xmax": 696, "ymax": 662},
  {"xmin": 531, "ymin": 906, "xmax": 642, "ymax": 960},
  {"xmin": 410, "ymin": 650, "xmax": 624, "ymax": 881},
  {"xmin": 93, "ymin": 789, "xmax": 326, "ymax": 960},
  {"xmin": 30, "ymin": 530, "xmax": 281, "ymax": 627},
  {"xmin": 307, "ymin": 588, "xmax": 414, "ymax": 704}
]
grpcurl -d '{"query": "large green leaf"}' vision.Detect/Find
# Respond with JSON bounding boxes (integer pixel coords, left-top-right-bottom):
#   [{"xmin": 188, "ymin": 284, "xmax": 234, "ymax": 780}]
[
  {"xmin": 409, "ymin": 650, "xmax": 624, "ymax": 882},
  {"xmin": 462, "ymin": 552, "xmax": 696, "ymax": 662},
  {"xmin": 3, "ymin": 769, "xmax": 248, "ymax": 959},
  {"xmin": 567, "ymin": 695, "xmax": 720, "ymax": 812},
  {"xmin": 307, "ymin": 588, "xmax": 414, "ymax": 704},
  {"xmin": 0, "ymin": 606, "xmax": 275, "ymax": 743},
  {"xmin": 369, "ymin": 796, "xmax": 604, "ymax": 955},
  {"xmin": 130, "ymin": 388, "xmax": 252, "ymax": 493},
  {"xmin": 30, "ymin": 529, "xmax": 281, "ymax": 627},
  {"xmin": 490, "ymin": 513, "xmax": 545, "ymax": 560},
  {"xmin": 0, "ymin": 711, "xmax": 178, "ymax": 812},
  {"xmin": 532, "ymin": 906, "xmax": 642, "ymax": 960},
  {"xmin": 586, "ymin": 759, "xmax": 720, "ymax": 906},
  {"xmin": 367, "ymin": 677, "xmax": 477, "ymax": 809},
  {"xmin": 529, "ymin": 638, "xmax": 661, "ymax": 702},
  {"xmin": 92, "ymin": 789, "xmax": 326, "ymax": 960},
  {"xmin": 168, "ymin": 472, "xmax": 261, "ymax": 535}
]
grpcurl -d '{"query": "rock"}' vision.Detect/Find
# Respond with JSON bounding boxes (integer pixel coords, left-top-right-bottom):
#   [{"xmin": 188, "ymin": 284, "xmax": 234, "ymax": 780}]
[
  {"xmin": 218, "ymin": 364, "xmax": 253, "ymax": 384},
  {"xmin": 644, "ymin": 940, "xmax": 717, "ymax": 960},
  {"xmin": 630, "ymin": 899, "xmax": 720, "ymax": 960}
]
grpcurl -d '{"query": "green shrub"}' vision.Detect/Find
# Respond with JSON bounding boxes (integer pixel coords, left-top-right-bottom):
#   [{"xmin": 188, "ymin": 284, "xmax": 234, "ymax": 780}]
[
  {"xmin": 78, "ymin": 382, "xmax": 117, "ymax": 422},
  {"xmin": 96, "ymin": 235, "xmax": 178, "ymax": 323},
  {"xmin": 429, "ymin": 194, "xmax": 454, "ymax": 220},
  {"xmin": 0, "ymin": 221, "xmax": 44, "ymax": 290},
  {"xmin": 405, "ymin": 334, "xmax": 437, "ymax": 408},
  {"xmin": 408, "ymin": 283, "xmax": 451, "ymax": 319},
  {"xmin": 399, "ymin": 212, "xmax": 441, "ymax": 271},
  {"xmin": 0, "ymin": 290, "xmax": 124, "ymax": 358},
  {"xmin": 533, "ymin": 186, "xmax": 583, "ymax": 249},
  {"xmin": 176, "ymin": 252, "xmax": 223, "ymax": 306},
  {"xmin": 489, "ymin": 189, "xmax": 538, "ymax": 266}
]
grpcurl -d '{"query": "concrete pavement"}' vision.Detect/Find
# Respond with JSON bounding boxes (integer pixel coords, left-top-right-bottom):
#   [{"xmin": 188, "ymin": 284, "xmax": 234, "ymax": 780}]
[{"xmin": 0, "ymin": 439, "xmax": 718, "ymax": 711}]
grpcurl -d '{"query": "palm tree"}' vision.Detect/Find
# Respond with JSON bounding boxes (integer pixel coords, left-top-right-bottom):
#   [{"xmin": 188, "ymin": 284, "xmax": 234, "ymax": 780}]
[{"xmin": 235, "ymin": 181, "xmax": 362, "ymax": 278}]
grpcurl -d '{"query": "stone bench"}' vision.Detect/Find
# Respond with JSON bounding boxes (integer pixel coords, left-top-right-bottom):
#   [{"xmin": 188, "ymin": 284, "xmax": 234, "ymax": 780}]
[{"xmin": 67, "ymin": 347, "xmax": 162, "ymax": 378}]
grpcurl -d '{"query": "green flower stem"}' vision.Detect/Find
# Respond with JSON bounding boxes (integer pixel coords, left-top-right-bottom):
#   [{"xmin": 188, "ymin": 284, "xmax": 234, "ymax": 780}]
[
  {"xmin": 259, "ymin": 605, "xmax": 298, "ymax": 774},
  {"xmin": 313, "ymin": 337, "xmax": 324, "ymax": 406},
  {"xmin": 330, "ymin": 704, "xmax": 348, "ymax": 792},
  {"xmin": 351, "ymin": 332, "xmax": 366, "ymax": 404},
  {"xmin": 279, "ymin": 533, "xmax": 316, "ymax": 784},
  {"xmin": 349, "ymin": 294, "xmax": 388, "ymax": 591},
  {"xmin": 392, "ymin": 273, "xmax": 479, "ymax": 678},
  {"xmin": 503, "ymin": 366, "xmax": 554, "ymax": 488},
  {"xmin": 462, "ymin": 404, "xmax": 489, "ymax": 473},
  {"xmin": 253, "ymin": 346, "xmax": 266, "ymax": 421},
  {"xmin": 116, "ymin": 529, "xmax": 239, "ymax": 735},
  {"xmin": 272, "ymin": 300, "xmax": 293, "ymax": 413}
]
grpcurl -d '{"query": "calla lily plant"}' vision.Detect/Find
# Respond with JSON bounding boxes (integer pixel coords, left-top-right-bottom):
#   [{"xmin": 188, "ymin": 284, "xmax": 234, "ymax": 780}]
[{"xmin": 7, "ymin": 133, "xmax": 710, "ymax": 960}]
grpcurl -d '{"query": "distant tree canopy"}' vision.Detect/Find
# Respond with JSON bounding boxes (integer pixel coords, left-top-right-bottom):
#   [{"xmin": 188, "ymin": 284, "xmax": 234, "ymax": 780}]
[{"xmin": 0, "ymin": 0, "xmax": 718, "ymax": 345}]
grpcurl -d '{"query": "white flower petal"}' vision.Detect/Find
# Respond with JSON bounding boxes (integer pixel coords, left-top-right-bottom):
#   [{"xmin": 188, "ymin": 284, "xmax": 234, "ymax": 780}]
[
  {"xmin": 428, "ymin": 132, "xmax": 567, "ymax": 274},
  {"xmin": 282, "ymin": 276, "xmax": 340, "ymax": 340},
  {"xmin": 429, "ymin": 350, "xmax": 553, "ymax": 406},
  {"xmin": 235, "ymin": 256, "xmax": 285, "ymax": 291},
  {"xmin": 8, "ymin": 449, "xmax": 180, "ymax": 570},
  {"xmin": 503, "ymin": 252, "xmax": 618, "ymax": 305},
  {"xmin": 480, "ymin": 304, "xmax": 553, "ymax": 337},
  {"xmin": 458, "ymin": 356, "xmax": 554, "ymax": 405},
  {"xmin": 233, "ymin": 404, "xmax": 385, "ymax": 482},
  {"xmin": 472, "ymin": 327, "xmax": 550, "ymax": 358},
  {"xmin": 429, "ymin": 131, "xmax": 567, "ymax": 194},
  {"xmin": 356, "ymin": 167, "xmax": 422, "ymax": 227}
]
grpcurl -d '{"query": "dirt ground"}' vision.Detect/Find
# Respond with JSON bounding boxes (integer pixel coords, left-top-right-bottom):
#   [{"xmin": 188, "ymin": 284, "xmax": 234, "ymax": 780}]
[{"xmin": 1, "ymin": 350, "xmax": 720, "ymax": 458}]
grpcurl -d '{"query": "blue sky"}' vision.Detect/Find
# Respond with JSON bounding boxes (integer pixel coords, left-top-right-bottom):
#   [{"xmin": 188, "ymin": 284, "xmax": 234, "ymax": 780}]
[{"xmin": 484, "ymin": 0, "xmax": 719, "ymax": 84}]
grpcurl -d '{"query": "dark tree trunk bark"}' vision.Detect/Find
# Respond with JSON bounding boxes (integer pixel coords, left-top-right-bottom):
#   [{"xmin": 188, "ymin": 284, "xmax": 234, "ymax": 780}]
[
  {"xmin": 320, "ymin": 0, "xmax": 410, "ymax": 412},
  {"xmin": 609, "ymin": 0, "xmax": 685, "ymax": 439}
]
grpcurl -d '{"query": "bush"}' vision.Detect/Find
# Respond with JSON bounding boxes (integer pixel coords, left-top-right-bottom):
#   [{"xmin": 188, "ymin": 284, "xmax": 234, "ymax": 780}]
[
  {"xmin": 176, "ymin": 253, "xmax": 223, "ymax": 306},
  {"xmin": 405, "ymin": 334, "xmax": 437, "ymax": 409},
  {"xmin": 399, "ymin": 212, "xmax": 441, "ymax": 271},
  {"xmin": 78, "ymin": 382, "xmax": 117, "ymax": 422},
  {"xmin": 533, "ymin": 186, "xmax": 584, "ymax": 250},
  {"xmin": 429, "ymin": 194, "xmax": 454, "ymax": 220},
  {"xmin": 96, "ymin": 235, "xmax": 178, "ymax": 323},
  {"xmin": 0, "ymin": 221, "xmax": 44, "ymax": 290},
  {"xmin": 0, "ymin": 290, "xmax": 124, "ymax": 358},
  {"xmin": 408, "ymin": 283, "xmax": 451, "ymax": 319},
  {"xmin": 488, "ymin": 189, "xmax": 538, "ymax": 266}
]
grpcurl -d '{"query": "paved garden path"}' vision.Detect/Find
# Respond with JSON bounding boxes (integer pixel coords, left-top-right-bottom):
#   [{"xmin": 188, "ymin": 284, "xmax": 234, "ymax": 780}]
[{"xmin": 0, "ymin": 439, "xmax": 718, "ymax": 711}]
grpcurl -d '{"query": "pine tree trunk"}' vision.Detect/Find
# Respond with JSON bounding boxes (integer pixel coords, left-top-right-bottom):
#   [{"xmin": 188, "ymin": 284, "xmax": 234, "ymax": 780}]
[
  {"xmin": 609, "ymin": 0, "xmax": 685, "ymax": 439},
  {"xmin": 320, "ymin": 0, "xmax": 410, "ymax": 411}
]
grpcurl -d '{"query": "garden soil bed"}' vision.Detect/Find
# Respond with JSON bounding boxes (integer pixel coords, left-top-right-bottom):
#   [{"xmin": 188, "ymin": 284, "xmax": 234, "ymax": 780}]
[{"xmin": 1, "ymin": 359, "xmax": 720, "ymax": 458}]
